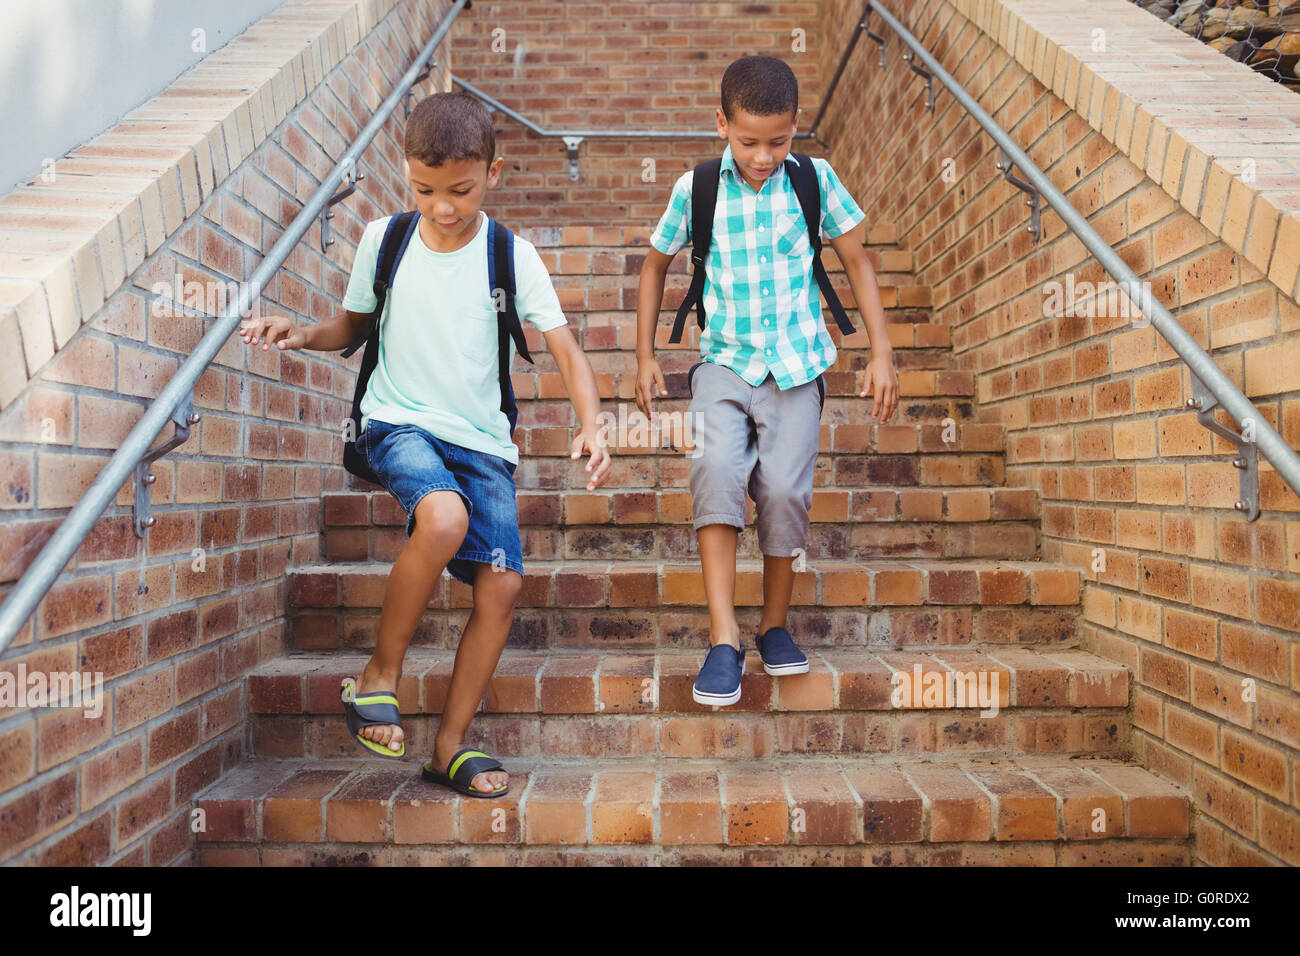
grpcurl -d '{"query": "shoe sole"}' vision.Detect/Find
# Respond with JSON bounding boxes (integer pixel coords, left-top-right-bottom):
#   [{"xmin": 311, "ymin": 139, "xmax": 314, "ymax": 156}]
[
  {"xmin": 692, "ymin": 684, "xmax": 742, "ymax": 706},
  {"xmin": 761, "ymin": 660, "xmax": 810, "ymax": 676}
]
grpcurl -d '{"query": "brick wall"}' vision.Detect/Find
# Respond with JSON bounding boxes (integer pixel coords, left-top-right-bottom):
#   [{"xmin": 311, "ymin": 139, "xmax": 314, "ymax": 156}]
[
  {"xmin": 818, "ymin": 0, "xmax": 1300, "ymax": 864},
  {"xmin": 0, "ymin": 0, "xmax": 455, "ymax": 865},
  {"xmin": 451, "ymin": 1, "xmax": 826, "ymax": 226}
]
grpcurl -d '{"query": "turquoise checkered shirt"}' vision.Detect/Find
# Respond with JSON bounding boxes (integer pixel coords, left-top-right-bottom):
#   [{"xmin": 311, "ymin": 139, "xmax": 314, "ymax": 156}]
[{"xmin": 650, "ymin": 145, "xmax": 866, "ymax": 389}]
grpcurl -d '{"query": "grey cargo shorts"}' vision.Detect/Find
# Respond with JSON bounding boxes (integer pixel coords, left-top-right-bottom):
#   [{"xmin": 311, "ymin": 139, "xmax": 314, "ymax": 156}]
[{"xmin": 685, "ymin": 359, "xmax": 826, "ymax": 556}]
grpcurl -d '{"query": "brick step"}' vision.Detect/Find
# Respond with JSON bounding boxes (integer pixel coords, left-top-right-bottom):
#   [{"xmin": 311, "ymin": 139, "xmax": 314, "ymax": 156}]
[
  {"xmin": 517, "ymin": 346, "xmax": 960, "ymax": 391},
  {"xmin": 328, "ymin": 521, "xmax": 1038, "ymax": 564},
  {"xmin": 289, "ymin": 559, "xmax": 1081, "ymax": 613},
  {"xmin": 193, "ymin": 754, "xmax": 1191, "ymax": 866},
  {"xmin": 324, "ymin": 490, "xmax": 1043, "ymax": 564},
  {"xmin": 514, "ymin": 454, "xmax": 1007, "ymax": 489},
  {"xmin": 566, "ymin": 342, "xmax": 955, "ymax": 373},
  {"xmin": 516, "ymin": 222, "xmax": 908, "ymax": 255},
  {"xmin": 250, "ymin": 646, "xmax": 1127, "ymax": 717},
  {"xmin": 506, "ymin": 421, "xmax": 1006, "ymax": 462},
  {"xmin": 510, "ymin": 367, "xmax": 975, "ymax": 405},
  {"xmin": 501, "ymin": 424, "xmax": 998, "ymax": 468},
  {"xmin": 255, "ymin": 703, "xmax": 1127, "ymax": 761},
  {"xmin": 537, "ymin": 239, "xmax": 917, "ymax": 280},
  {"xmin": 511, "ymin": 397, "xmax": 977, "ymax": 434},
  {"xmin": 287, "ymin": 559, "xmax": 1082, "ymax": 650},
  {"xmin": 540, "ymin": 273, "xmax": 933, "ymax": 316},
  {"xmin": 291, "ymin": 603, "xmax": 1079, "ymax": 651},
  {"xmin": 520, "ymin": 316, "xmax": 946, "ymax": 357},
  {"xmin": 247, "ymin": 646, "xmax": 1128, "ymax": 762},
  {"xmin": 326, "ymin": 486, "xmax": 1038, "ymax": 530},
  {"xmin": 504, "ymin": 455, "xmax": 1006, "ymax": 496}
]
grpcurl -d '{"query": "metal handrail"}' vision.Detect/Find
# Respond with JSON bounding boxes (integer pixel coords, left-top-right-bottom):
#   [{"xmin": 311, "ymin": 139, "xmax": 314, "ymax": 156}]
[
  {"xmin": 0, "ymin": 0, "xmax": 472, "ymax": 652},
  {"xmin": 850, "ymin": 0, "xmax": 1300, "ymax": 512},
  {"xmin": 450, "ymin": 74, "xmax": 819, "ymax": 180}
]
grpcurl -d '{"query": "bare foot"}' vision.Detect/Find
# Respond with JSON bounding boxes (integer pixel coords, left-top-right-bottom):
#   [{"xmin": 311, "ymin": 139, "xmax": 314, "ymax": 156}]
[{"xmin": 431, "ymin": 738, "xmax": 508, "ymax": 793}]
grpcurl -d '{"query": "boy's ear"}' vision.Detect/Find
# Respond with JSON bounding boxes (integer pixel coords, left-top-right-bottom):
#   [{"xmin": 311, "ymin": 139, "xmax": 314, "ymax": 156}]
[
  {"xmin": 715, "ymin": 107, "xmax": 728, "ymax": 139},
  {"xmin": 486, "ymin": 156, "xmax": 504, "ymax": 188}
]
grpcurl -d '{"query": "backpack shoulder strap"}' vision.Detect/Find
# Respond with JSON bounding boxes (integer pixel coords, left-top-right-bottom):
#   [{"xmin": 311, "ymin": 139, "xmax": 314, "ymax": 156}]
[
  {"xmin": 341, "ymin": 210, "xmax": 420, "ymax": 357},
  {"xmin": 487, "ymin": 216, "xmax": 532, "ymax": 437},
  {"xmin": 785, "ymin": 153, "xmax": 856, "ymax": 337},
  {"xmin": 487, "ymin": 216, "xmax": 532, "ymax": 364},
  {"xmin": 668, "ymin": 157, "xmax": 723, "ymax": 344}
]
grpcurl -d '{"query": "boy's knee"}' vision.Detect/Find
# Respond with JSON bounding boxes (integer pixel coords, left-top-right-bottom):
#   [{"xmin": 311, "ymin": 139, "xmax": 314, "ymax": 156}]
[
  {"xmin": 476, "ymin": 568, "xmax": 523, "ymax": 610},
  {"xmin": 754, "ymin": 479, "xmax": 812, "ymax": 516},
  {"xmin": 411, "ymin": 490, "xmax": 469, "ymax": 550}
]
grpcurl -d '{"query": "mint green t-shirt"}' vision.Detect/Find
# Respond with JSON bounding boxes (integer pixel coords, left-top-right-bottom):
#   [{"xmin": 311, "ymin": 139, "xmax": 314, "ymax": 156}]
[{"xmin": 341, "ymin": 212, "xmax": 567, "ymax": 465}]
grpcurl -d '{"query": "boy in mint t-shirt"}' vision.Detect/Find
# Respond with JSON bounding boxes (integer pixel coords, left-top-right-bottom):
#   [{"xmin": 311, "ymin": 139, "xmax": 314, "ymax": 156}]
[{"xmin": 241, "ymin": 93, "xmax": 610, "ymax": 797}]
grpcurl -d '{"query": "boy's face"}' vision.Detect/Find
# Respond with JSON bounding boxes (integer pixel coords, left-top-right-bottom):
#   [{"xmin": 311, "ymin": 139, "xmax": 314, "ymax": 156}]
[
  {"xmin": 716, "ymin": 106, "xmax": 801, "ymax": 191},
  {"xmin": 404, "ymin": 154, "xmax": 504, "ymax": 239}
]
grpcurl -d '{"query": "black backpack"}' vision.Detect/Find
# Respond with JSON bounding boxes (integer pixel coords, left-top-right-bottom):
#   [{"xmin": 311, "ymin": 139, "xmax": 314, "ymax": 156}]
[
  {"xmin": 668, "ymin": 152, "xmax": 857, "ymax": 344},
  {"xmin": 340, "ymin": 211, "xmax": 533, "ymax": 485}
]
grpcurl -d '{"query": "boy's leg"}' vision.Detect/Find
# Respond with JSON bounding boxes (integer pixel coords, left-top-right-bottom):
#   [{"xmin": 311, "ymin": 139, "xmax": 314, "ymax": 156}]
[
  {"xmin": 356, "ymin": 489, "xmax": 467, "ymax": 752},
  {"xmin": 698, "ymin": 524, "xmax": 741, "ymax": 649},
  {"xmin": 423, "ymin": 435, "xmax": 524, "ymax": 792},
  {"xmin": 428, "ymin": 565, "xmax": 521, "ymax": 793},
  {"xmin": 749, "ymin": 373, "xmax": 822, "ymax": 635},
  {"xmin": 688, "ymin": 363, "xmax": 756, "ymax": 649},
  {"xmin": 757, "ymin": 554, "xmax": 796, "ymax": 634}
]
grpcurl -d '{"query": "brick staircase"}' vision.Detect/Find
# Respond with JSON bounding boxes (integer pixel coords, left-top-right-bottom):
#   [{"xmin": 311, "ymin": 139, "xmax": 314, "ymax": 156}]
[{"xmin": 194, "ymin": 226, "xmax": 1193, "ymax": 865}]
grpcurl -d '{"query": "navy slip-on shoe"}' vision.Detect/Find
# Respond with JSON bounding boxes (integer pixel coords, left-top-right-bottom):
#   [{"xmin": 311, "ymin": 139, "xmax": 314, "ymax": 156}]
[
  {"xmin": 756, "ymin": 627, "xmax": 809, "ymax": 676},
  {"xmin": 692, "ymin": 641, "xmax": 746, "ymax": 706}
]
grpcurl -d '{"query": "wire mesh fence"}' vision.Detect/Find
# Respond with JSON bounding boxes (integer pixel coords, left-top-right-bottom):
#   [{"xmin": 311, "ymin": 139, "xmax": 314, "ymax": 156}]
[{"xmin": 1130, "ymin": 0, "xmax": 1300, "ymax": 88}]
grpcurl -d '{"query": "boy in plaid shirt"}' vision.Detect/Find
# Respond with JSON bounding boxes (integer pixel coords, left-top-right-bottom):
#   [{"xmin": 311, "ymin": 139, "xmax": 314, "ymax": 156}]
[{"xmin": 635, "ymin": 55, "xmax": 899, "ymax": 705}]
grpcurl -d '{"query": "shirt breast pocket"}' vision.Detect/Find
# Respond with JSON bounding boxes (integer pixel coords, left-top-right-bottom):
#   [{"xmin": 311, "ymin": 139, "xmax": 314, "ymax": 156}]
[
  {"xmin": 775, "ymin": 211, "xmax": 812, "ymax": 258},
  {"xmin": 459, "ymin": 302, "xmax": 500, "ymax": 366}
]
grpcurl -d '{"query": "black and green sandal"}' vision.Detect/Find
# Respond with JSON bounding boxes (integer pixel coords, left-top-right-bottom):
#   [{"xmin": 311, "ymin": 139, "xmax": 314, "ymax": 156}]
[
  {"xmin": 422, "ymin": 748, "xmax": 509, "ymax": 798},
  {"xmin": 340, "ymin": 677, "xmax": 405, "ymax": 759}
]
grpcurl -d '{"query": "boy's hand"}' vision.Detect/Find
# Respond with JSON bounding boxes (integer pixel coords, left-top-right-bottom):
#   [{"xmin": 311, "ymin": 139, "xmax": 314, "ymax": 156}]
[
  {"xmin": 571, "ymin": 425, "xmax": 612, "ymax": 491},
  {"xmin": 861, "ymin": 353, "xmax": 899, "ymax": 424},
  {"xmin": 635, "ymin": 356, "xmax": 669, "ymax": 420},
  {"xmin": 240, "ymin": 315, "xmax": 306, "ymax": 351}
]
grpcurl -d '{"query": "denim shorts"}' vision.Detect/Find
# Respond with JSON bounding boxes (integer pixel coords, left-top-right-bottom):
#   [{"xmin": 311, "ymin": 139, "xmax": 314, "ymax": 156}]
[{"xmin": 360, "ymin": 417, "xmax": 523, "ymax": 585}]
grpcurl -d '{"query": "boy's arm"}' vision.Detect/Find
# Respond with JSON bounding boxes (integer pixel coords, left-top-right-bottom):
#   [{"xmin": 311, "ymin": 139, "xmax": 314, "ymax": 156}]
[
  {"xmin": 543, "ymin": 325, "xmax": 612, "ymax": 491},
  {"xmin": 829, "ymin": 224, "xmax": 899, "ymax": 425},
  {"xmin": 243, "ymin": 219, "xmax": 381, "ymax": 353},
  {"xmin": 301, "ymin": 310, "xmax": 372, "ymax": 351},
  {"xmin": 239, "ymin": 309, "xmax": 370, "ymax": 352},
  {"xmin": 634, "ymin": 247, "xmax": 675, "ymax": 418}
]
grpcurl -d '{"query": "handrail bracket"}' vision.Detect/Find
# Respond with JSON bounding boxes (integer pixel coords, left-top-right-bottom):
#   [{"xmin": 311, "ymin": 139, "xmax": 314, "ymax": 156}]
[
  {"xmin": 902, "ymin": 50, "xmax": 935, "ymax": 112},
  {"xmin": 133, "ymin": 395, "xmax": 200, "ymax": 538},
  {"xmin": 405, "ymin": 58, "xmax": 437, "ymax": 117},
  {"xmin": 1187, "ymin": 376, "xmax": 1260, "ymax": 521},
  {"xmin": 562, "ymin": 135, "xmax": 584, "ymax": 181},
  {"xmin": 996, "ymin": 148, "xmax": 1041, "ymax": 243},
  {"xmin": 321, "ymin": 168, "xmax": 366, "ymax": 252}
]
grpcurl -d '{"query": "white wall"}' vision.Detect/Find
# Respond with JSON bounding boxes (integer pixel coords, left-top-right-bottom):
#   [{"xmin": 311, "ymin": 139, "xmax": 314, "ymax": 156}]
[{"xmin": 0, "ymin": 0, "xmax": 290, "ymax": 195}]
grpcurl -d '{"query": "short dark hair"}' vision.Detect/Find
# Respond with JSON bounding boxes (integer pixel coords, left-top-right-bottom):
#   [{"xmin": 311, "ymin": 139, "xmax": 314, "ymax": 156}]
[
  {"xmin": 404, "ymin": 92, "xmax": 495, "ymax": 168},
  {"xmin": 720, "ymin": 55, "xmax": 798, "ymax": 120}
]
